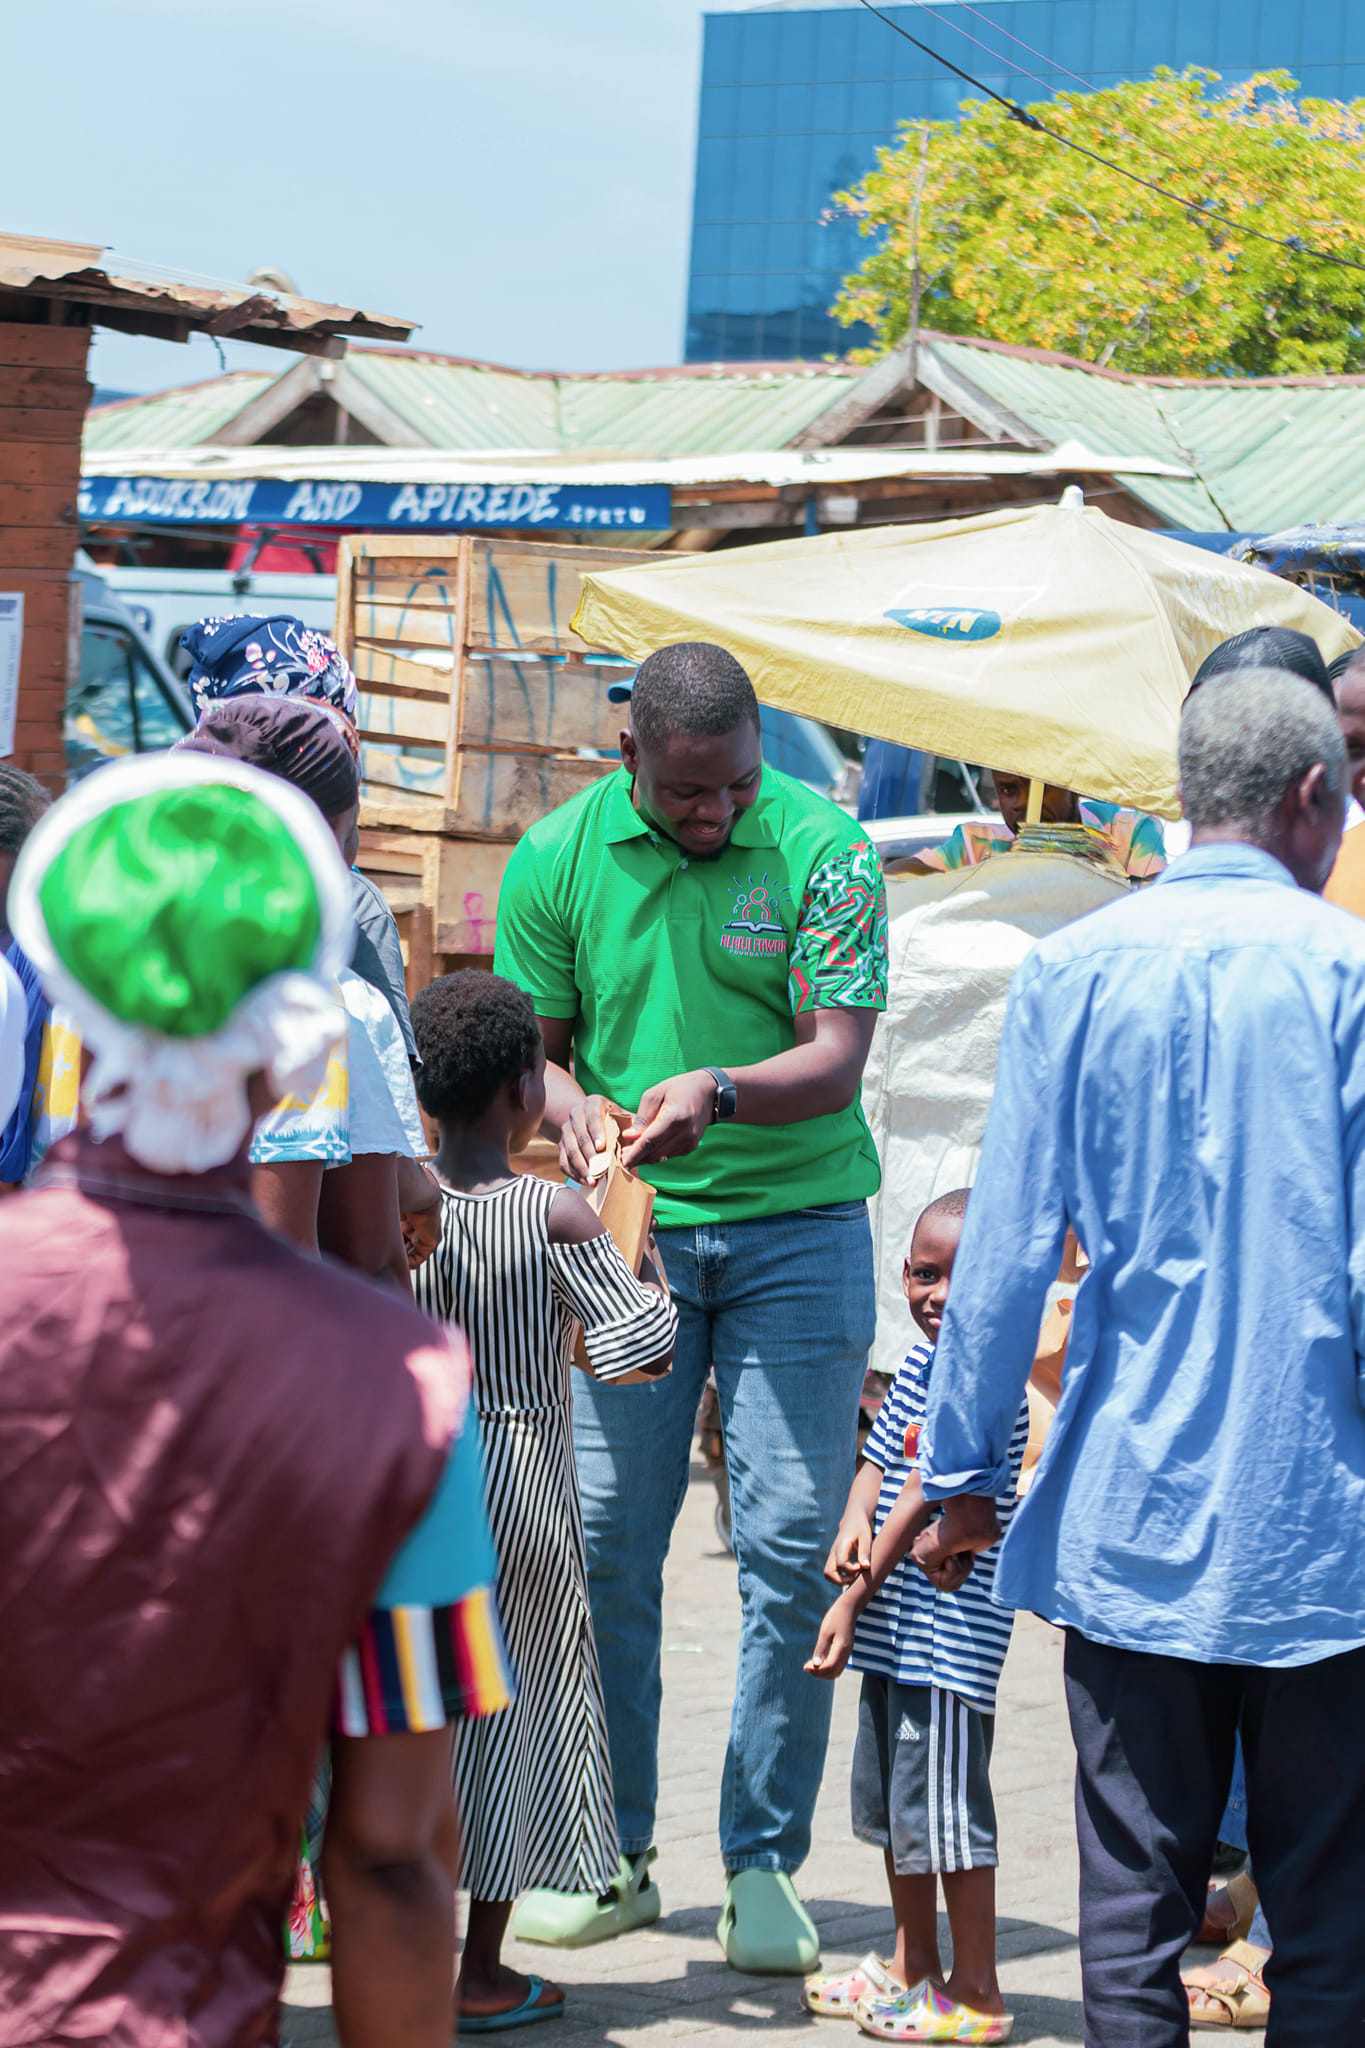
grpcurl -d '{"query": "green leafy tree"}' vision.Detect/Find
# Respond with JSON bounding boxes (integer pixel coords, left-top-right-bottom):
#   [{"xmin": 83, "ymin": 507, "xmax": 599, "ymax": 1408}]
[{"xmin": 831, "ymin": 70, "xmax": 1365, "ymax": 375}]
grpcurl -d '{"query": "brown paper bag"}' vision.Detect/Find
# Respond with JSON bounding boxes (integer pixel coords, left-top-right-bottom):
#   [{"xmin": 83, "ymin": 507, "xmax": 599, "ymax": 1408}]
[{"xmin": 571, "ymin": 1111, "xmax": 658, "ymax": 1373}]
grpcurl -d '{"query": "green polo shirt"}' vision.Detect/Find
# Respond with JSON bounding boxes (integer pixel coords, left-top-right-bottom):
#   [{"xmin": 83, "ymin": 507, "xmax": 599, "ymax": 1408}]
[{"xmin": 494, "ymin": 765, "xmax": 888, "ymax": 1227}]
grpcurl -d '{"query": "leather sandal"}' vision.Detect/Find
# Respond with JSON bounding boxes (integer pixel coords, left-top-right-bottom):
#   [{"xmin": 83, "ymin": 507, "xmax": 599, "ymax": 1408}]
[
  {"xmin": 1196, "ymin": 1869, "xmax": 1257, "ymax": 1947},
  {"xmin": 1184, "ymin": 1941, "xmax": 1271, "ymax": 2030}
]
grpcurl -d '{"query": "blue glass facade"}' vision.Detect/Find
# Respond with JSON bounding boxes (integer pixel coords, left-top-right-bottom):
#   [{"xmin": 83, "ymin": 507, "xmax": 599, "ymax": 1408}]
[{"xmin": 686, "ymin": 1, "xmax": 1365, "ymax": 361}]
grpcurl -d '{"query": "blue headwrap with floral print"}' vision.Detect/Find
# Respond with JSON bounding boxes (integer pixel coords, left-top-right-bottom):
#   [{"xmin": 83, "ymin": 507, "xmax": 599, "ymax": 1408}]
[{"xmin": 180, "ymin": 614, "xmax": 360, "ymax": 756}]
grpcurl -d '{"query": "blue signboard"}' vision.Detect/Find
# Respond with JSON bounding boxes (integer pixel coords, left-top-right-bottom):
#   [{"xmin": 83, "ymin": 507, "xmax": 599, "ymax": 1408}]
[{"xmin": 78, "ymin": 475, "xmax": 672, "ymax": 532}]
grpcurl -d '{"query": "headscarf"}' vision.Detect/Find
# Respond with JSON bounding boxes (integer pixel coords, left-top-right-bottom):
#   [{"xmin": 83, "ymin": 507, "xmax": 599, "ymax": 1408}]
[
  {"xmin": 180, "ymin": 614, "xmax": 361, "ymax": 758},
  {"xmin": 179, "ymin": 696, "xmax": 360, "ymax": 823},
  {"xmin": 1188, "ymin": 627, "xmax": 1332, "ymax": 701},
  {"xmin": 7, "ymin": 753, "xmax": 353, "ymax": 1175}
]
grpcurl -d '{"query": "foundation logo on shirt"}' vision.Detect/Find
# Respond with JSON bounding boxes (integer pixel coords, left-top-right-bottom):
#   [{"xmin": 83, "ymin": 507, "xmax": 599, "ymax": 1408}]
[{"xmin": 720, "ymin": 874, "xmax": 792, "ymax": 957}]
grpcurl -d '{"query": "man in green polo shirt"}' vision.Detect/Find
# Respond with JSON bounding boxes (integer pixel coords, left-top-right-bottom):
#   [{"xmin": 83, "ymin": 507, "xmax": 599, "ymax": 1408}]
[{"xmin": 495, "ymin": 643, "xmax": 887, "ymax": 1975}]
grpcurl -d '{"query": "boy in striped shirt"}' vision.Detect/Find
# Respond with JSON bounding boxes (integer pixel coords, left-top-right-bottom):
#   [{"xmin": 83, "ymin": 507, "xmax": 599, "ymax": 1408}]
[{"xmin": 804, "ymin": 1189, "xmax": 1029, "ymax": 2044}]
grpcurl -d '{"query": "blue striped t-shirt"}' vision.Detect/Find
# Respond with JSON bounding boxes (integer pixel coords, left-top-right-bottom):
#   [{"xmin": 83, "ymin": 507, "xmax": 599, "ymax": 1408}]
[{"xmin": 851, "ymin": 1341, "xmax": 1029, "ymax": 1713}]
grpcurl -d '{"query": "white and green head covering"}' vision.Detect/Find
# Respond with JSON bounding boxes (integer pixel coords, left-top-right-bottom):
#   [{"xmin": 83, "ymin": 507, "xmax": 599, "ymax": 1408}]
[{"xmin": 8, "ymin": 752, "xmax": 353, "ymax": 1173}]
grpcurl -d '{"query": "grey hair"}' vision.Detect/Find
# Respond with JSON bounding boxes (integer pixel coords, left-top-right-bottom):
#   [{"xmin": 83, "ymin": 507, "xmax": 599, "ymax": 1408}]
[{"xmin": 1179, "ymin": 669, "xmax": 1345, "ymax": 829}]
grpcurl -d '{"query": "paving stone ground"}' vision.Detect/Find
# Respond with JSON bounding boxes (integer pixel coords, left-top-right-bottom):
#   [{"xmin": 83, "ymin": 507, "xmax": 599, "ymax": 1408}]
[{"xmin": 283, "ymin": 1466, "xmax": 1085, "ymax": 2046}]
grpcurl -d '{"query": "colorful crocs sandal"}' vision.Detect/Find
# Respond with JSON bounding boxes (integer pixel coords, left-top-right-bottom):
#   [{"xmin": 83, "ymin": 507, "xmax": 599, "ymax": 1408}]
[
  {"xmin": 803, "ymin": 1955, "xmax": 908, "ymax": 2018},
  {"xmin": 858, "ymin": 1980, "xmax": 1013, "ymax": 2043}
]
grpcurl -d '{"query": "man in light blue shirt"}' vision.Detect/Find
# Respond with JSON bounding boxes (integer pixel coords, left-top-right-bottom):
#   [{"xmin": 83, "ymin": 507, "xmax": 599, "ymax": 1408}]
[{"xmin": 913, "ymin": 670, "xmax": 1365, "ymax": 2047}]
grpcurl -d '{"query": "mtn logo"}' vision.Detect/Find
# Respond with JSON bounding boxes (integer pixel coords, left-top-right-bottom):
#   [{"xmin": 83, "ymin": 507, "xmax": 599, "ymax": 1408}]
[{"xmin": 885, "ymin": 606, "xmax": 1001, "ymax": 642}]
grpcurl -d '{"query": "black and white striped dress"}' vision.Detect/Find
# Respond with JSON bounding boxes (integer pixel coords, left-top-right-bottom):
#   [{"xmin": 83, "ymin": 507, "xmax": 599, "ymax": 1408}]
[{"xmin": 414, "ymin": 1172, "xmax": 674, "ymax": 1900}]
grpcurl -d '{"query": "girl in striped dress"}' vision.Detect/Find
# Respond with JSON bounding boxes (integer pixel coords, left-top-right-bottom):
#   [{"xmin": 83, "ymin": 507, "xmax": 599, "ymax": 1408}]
[{"xmin": 411, "ymin": 971, "xmax": 676, "ymax": 2030}]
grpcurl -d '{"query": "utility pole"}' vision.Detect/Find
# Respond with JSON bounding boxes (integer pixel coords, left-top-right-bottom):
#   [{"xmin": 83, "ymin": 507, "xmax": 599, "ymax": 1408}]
[{"xmin": 906, "ymin": 124, "xmax": 930, "ymax": 389}]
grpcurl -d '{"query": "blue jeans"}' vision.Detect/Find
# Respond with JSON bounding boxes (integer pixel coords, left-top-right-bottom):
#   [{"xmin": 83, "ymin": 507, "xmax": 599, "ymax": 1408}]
[{"xmin": 571, "ymin": 1201, "xmax": 874, "ymax": 1875}]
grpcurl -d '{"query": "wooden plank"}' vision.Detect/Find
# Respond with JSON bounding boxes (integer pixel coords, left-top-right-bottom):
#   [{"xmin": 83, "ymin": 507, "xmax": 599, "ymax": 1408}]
[
  {"xmin": 460, "ymin": 658, "xmax": 626, "ymax": 752},
  {"xmin": 350, "ymin": 598, "xmax": 464, "ymax": 654},
  {"xmin": 0, "ymin": 406, "xmax": 84, "ymax": 443},
  {"xmin": 2, "ymin": 578, "xmax": 77, "ymax": 634},
  {"xmin": 353, "ymin": 566, "xmax": 466, "ymax": 609},
  {"xmin": 0, "ymin": 323, "xmax": 92, "ymax": 369},
  {"xmin": 0, "ymin": 526, "xmax": 79, "ymax": 569},
  {"xmin": 333, "ymin": 523, "xmax": 356, "ymax": 658},
  {"xmin": 357, "ymin": 692, "xmax": 450, "ymax": 749},
  {"xmin": 0, "ymin": 441, "xmax": 83, "ymax": 485},
  {"xmin": 0, "ymin": 365, "xmax": 91, "ymax": 410},
  {"xmin": 465, "ymin": 539, "xmax": 655, "ymax": 655},
  {"xmin": 358, "ymin": 786, "xmax": 454, "ymax": 832},
  {"xmin": 434, "ymin": 839, "xmax": 513, "ymax": 956},
  {"xmin": 361, "ymin": 747, "xmax": 612, "ymax": 841},
  {"xmin": 0, "ymin": 483, "xmax": 79, "ymax": 525},
  {"xmin": 351, "ymin": 639, "xmax": 455, "ymax": 699},
  {"xmin": 444, "ymin": 539, "xmax": 472, "ymax": 811},
  {"xmin": 343, "ymin": 535, "xmax": 467, "ymax": 564},
  {"xmin": 357, "ymin": 829, "xmax": 433, "ymax": 879},
  {"xmin": 448, "ymin": 751, "xmax": 612, "ymax": 840}
]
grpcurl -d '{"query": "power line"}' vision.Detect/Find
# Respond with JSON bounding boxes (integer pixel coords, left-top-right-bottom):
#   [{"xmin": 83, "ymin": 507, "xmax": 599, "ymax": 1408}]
[
  {"xmin": 908, "ymin": 0, "xmax": 1200, "ymax": 177},
  {"xmin": 944, "ymin": 0, "xmax": 1102, "ymax": 97},
  {"xmin": 930, "ymin": 0, "xmax": 1360, "ymax": 184},
  {"xmin": 852, "ymin": 0, "xmax": 1365, "ymax": 279}
]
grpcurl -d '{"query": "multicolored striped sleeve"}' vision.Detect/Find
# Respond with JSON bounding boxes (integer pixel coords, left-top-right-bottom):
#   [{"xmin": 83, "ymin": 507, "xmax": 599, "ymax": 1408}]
[{"xmin": 333, "ymin": 1585, "xmax": 515, "ymax": 1735}]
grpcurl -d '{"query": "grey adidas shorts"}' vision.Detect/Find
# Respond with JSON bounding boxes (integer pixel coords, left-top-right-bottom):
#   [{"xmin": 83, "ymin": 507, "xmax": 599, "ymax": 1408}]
[{"xmin": 851, "ymin": 1673, "xmax": 998, "ymax": 1875}]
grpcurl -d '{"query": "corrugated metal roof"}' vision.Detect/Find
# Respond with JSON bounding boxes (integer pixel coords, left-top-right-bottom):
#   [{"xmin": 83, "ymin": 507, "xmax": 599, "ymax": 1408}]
[
  {"xmin": 1, "ymin": 230, "xmax": 414, "ymax": 353},
  {"xmin": 84, "ymin": 372, "xmax": 277, "ymax": 453},
  {"xmin": 928, "ymin": 339, "xmax": 1365, "ymax": 530},
  {"xmin": 341, "ymin": 351, "xmax": 861, "ymax": 455}
]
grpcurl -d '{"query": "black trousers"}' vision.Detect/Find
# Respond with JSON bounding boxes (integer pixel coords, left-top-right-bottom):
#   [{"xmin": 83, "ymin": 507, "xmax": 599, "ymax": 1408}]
[{"xmin": 1063, "ymin": 1629, "xmax": 1365, "ymax": 2048}]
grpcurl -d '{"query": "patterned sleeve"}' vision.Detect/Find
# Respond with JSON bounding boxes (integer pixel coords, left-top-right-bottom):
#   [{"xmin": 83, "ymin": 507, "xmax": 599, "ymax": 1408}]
[
  {"xmin": 1124, "ymin": 810, "xmax": 1168, "ymax": 882},
  {"xmin": 248, "ymin": 984, "xmax": 350, "ymax": 1164},
  {"xmin": 788, "ymin": 836, "xmax": 889, "ymax": 1015},
  {"xmin": 334, "ymin": 1587, "xmax": 515, "ymax": 1733},
  {"xmin": 916, "ymin": 821, "xmax": 1011, "ymax": 874},
  {"xmin": 332, "ymin": 1406, "xmax": 517, "ymax": 1734},
  {"xmin": 547, "ymin": 1233, "xmax": 677, "ymax": 1382}
]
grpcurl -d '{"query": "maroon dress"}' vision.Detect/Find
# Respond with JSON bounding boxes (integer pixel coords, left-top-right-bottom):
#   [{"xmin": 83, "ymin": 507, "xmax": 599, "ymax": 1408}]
[{"xmin": 0, "ymin": 1131, "xmax": 465, "ymax": 2048}]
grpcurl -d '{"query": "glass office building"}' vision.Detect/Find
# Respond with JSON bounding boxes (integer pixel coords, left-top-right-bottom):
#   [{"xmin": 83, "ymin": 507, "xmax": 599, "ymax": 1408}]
[{"xmin": 686, "ymin": 0, "xmax": 1365, "ymax": 361}]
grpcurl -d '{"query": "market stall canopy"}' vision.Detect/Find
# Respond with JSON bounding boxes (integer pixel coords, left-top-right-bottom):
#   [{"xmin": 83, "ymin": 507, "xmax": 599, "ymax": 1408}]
[{"xmin": 572, "ymin": 499, "xmax": 1361, "ymax": 819}]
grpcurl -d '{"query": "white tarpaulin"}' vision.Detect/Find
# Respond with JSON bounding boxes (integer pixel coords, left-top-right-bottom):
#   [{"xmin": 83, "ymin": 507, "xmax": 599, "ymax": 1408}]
[{"xmin": 861, "ymin": 851, "xmax": 1127, "ymax": 1376}]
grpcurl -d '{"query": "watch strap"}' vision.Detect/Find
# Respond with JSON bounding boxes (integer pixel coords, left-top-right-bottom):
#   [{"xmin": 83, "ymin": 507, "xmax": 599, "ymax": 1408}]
[{"xmin": 704, "ymin": 1065, "xmax": 738, "ymax": 1121}]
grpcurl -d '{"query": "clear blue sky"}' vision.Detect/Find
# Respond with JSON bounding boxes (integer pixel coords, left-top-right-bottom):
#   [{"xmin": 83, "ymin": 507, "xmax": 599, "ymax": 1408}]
[{"xmin": 6, "ymin": 0, "xmax": 758, "ymax": 395}]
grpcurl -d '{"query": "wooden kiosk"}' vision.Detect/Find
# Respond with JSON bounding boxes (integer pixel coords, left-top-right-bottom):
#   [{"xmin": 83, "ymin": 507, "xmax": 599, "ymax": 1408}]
[{"xmin": 335, "ymin": 534, "xmax": 653, "ymax": 993}]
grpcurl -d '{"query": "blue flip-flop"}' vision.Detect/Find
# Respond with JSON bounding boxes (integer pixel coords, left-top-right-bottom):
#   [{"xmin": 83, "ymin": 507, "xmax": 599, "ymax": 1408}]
[{"xmin": 460, "ymin": 1979, "xmax": 565, "ymax": 2033}]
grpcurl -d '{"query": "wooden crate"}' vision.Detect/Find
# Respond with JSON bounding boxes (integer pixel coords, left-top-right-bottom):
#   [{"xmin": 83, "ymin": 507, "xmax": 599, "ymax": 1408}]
[
  {"xmin": 335, "ymin": 533, "xmax": 654, "ymax": 838},
  {"xmin": 357, "ymin": 826, "xmax": 514, "ymax": 983}
]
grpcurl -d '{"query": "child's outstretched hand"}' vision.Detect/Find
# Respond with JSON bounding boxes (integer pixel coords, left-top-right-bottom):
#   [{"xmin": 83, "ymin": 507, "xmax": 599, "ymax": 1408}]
[
  {"xmin": 824, "ymin": 1508, "xmax": 873, "ymax": 1586},
  {"xmin": 805, "ymin": 1591, "xmax": 859, "ymax": 1680}
]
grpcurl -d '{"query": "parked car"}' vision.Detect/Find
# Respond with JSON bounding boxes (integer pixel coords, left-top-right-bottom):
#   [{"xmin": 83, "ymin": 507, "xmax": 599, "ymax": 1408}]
[{"xmin": 68, "ymin": 559, "xmax": 193, "ymax": 778}]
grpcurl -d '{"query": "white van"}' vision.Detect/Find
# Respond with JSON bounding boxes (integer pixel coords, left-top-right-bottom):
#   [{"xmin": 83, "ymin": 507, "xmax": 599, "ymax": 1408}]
[{"xmin": 99, "ymin": 567, "xmax": 336, "ymax": 679}]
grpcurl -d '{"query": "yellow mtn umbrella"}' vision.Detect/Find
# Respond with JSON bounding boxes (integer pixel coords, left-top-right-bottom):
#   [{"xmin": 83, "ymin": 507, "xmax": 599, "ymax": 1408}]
[{"xmin": 572, "ymin": 499, "xmax": 1360, "ymax": 820}]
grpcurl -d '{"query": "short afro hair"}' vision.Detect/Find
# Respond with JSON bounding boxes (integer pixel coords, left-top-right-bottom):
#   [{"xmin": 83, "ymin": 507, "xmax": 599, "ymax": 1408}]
[
  {"xmin": 411, "ymin": 970, "xmax": 541, "ymax": 1122},
  {"xmin": 915, "ymin": 1186, "xmax": 971, "ymax": 1238},
  {"xmin": 629, "ymin": 641, "xmax": 760, "ymax": 752}
]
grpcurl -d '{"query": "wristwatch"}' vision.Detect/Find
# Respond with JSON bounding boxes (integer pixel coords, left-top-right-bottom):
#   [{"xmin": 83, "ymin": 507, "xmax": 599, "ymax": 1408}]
[{"xmin": 705, "ymin": 1066, "xmax": 738, "ymax": 1122}]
